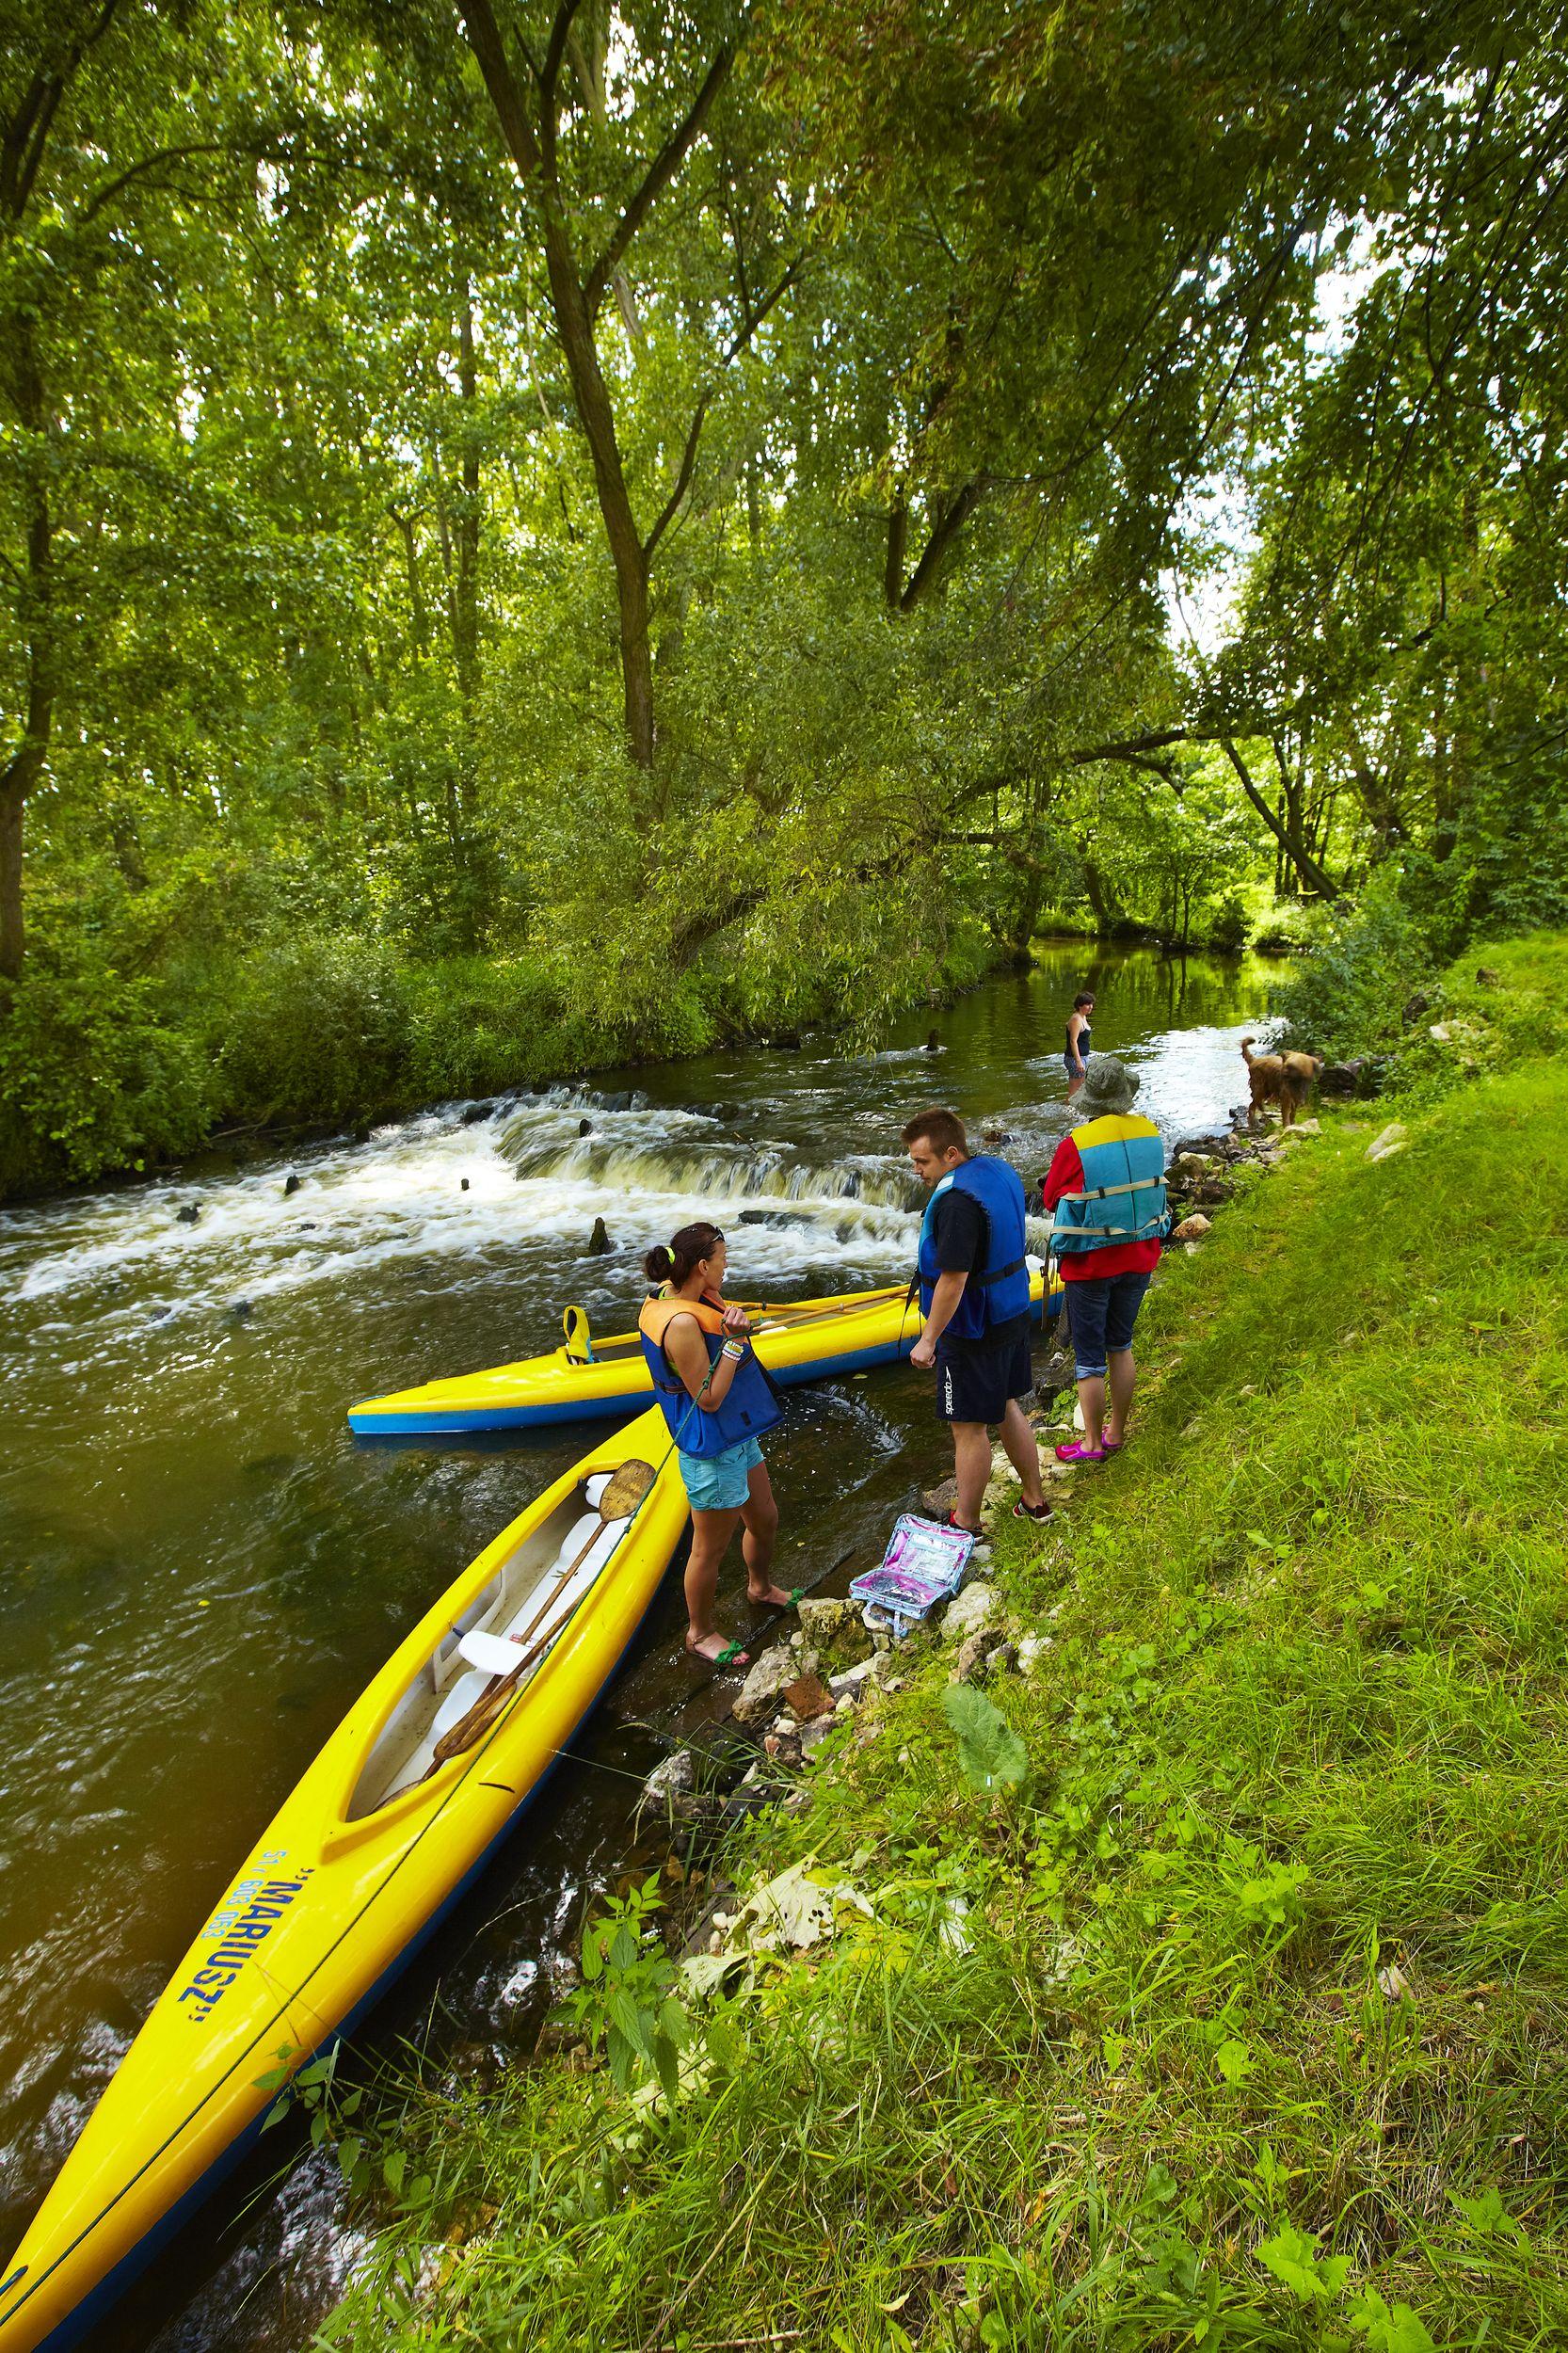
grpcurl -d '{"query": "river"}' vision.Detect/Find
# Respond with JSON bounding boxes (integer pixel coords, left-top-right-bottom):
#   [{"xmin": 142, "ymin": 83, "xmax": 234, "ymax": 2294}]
[{"xmin": 0, "ymin": 944, "xmax": 1277, "ymax": 2350}]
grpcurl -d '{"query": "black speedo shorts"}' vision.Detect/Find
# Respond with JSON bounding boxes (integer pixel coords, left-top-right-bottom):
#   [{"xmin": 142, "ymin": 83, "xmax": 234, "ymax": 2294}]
[{"xmin": 935, "ymin": 1332, "xmax": 1034, "ymax": 1425}]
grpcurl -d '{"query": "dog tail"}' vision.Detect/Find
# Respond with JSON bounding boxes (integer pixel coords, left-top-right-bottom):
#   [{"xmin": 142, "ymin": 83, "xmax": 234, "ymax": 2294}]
[{"xmin": 1240, "ymin": 1035, "xmax": 1256, "ymax": 1063}]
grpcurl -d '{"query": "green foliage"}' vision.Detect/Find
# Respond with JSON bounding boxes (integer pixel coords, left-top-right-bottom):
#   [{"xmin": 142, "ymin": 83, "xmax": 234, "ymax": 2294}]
[
  {"xmin": 1271, "ymin": 877, "xmax": 1438, "ymax": 1061},
  {"xmin": 217, "ymin": 936, "xmax": 413, "ymax": 1127},
  {"xmin": 941, "ymin": 1683, "xmax": 1029, "ymax": 1794},
  {"xmin": 567, "ymin": 1876, "xmax": 695, "ymax": 2105},
  {"xmin": 0, "ymin": 933, "xmax": 216, "ymax": 1190}
]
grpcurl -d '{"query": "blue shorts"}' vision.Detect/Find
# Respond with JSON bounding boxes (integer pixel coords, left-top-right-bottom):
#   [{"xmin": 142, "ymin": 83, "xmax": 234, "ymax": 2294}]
[
  {"xmin": 1064, "ymin": 1272, "xmax": 1152, "ymax": 1379},
  {"xmin": 679, "ymin": 1436, "xmax": 763, "ymax": 1513}
]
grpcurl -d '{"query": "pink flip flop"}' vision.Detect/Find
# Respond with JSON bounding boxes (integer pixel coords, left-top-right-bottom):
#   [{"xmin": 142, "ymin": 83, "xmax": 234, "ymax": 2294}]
[{"xmin": 1054, "ymin": 1439, "xmax": 1106, "ymax": 1464}]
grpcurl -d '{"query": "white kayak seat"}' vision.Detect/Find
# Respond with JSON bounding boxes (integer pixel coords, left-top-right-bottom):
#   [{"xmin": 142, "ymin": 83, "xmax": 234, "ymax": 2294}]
[
  {"xmin": 551, "ymin": 1512, "xmax": 601, "ymax": 1573},
  {"xmin": 584, "ymin": 1473, "xmax": 612, "ymax": 1508},
  {"xmin": 431, "ymin": 1666, "xmax": 490, "ymax": 1741},
  {"xmin": 458, "ymin": 1628, "xmax": 527, "ymax": 1678}
]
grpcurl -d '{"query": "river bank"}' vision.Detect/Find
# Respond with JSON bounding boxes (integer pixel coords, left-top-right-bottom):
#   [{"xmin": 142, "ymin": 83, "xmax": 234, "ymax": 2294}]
[
  {"xmin": 323, "ymin": 936, "xmax": 1568, "ymax": 2351},
  {"xmin": 0, "ymin": 926, "xmax": 1009, "ymax": 1207}
]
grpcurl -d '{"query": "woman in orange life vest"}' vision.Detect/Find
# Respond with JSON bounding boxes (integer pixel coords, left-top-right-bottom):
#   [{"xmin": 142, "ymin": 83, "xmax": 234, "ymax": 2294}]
[{"xmin": 637, "ymin": 1222, "xmax": 794, "ymax": 1667}]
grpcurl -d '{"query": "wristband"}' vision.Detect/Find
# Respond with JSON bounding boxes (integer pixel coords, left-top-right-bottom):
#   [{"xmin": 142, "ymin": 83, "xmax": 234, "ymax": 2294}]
[{"xmin": 721, "ymin": 1338, "xmax": 747, "ymax": 1362}]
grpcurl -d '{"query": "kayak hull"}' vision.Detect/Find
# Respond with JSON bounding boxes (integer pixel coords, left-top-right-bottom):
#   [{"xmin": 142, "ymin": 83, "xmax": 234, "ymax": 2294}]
[
  {"xmin": 0, "ymin": 1408, "xmax": 688, "ymax": 2353},
  {"xmin": 348, "ymin": 1272, "xmax": 1059, "ymax": 1437}
]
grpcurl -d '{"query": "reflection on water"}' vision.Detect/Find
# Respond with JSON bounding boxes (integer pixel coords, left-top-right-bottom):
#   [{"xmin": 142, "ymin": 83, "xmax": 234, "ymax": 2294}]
[{"xmin": 0, "ymin": 943, "xmax": 1277, "ymax": 2351}]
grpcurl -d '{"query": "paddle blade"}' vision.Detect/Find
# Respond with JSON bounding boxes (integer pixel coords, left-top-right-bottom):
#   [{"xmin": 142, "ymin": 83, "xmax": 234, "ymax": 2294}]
[{"xmin": 598, "ymin": 1458, "xmax": 656, "ymax": 1518}]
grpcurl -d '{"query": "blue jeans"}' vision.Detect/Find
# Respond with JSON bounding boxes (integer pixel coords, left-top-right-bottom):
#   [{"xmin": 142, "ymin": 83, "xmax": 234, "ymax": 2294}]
[{"xmin": 1064, "ymin": 1272, "xmax": 1152, "ymax": 1380}]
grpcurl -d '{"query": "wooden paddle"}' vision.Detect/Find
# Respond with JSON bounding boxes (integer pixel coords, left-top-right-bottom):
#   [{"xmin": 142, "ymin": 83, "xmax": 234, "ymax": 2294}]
[{"xmin": 425, "ymin": 1458, "xmax": 655, "ymax": 1770}]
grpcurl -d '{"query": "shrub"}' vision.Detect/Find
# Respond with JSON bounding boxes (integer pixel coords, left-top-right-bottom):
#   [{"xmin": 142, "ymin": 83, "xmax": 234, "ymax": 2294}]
[
  {"xmin": 0, "ymin": 936, "xmax": 216, "ymax": 1191},
  {"xmin": 216, "ymin": 934, "xmax": 413, "ymax": 1126},
  {"xmin": 1206, "ymin": 889, "xmax": 1252, "ymax": 953},
  {"xmin": 404, "ymin": 956, "xmax": 575, "ymax": 1100},
  {"xmin": 1271, "ymin": 881, "xmax": 1439, "ymax": 1062}
]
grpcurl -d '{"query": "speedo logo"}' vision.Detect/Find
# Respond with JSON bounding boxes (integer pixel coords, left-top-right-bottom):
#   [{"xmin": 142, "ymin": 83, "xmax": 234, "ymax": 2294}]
[{"xmin": 177, "ymin": 1873, "xmax": 313, "ymax": 2018}]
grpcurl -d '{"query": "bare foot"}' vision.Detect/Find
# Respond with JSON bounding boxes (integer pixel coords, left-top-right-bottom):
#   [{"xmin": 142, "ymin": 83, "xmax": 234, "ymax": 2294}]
[
  {"xmin": 746, "ymin": 1581, "xmax": 794, "ymax": 1609},
  {"xmin": 685, "ymin": 1630, "xmax": 745, "ymax": 1665}
]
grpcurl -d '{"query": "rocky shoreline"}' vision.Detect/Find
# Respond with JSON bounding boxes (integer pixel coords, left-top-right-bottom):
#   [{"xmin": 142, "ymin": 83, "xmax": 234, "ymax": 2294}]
[{"xmin": 626, "ymin": 1102, "xmax": 1329, "ymax": 1940}]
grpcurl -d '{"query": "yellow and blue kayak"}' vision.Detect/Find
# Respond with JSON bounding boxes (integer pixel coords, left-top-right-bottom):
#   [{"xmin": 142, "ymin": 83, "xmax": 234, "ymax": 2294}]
[
  {"xmin": 348, "ymin": 1265, "xmax": 1059, "ymax": 1437},
  {"xmin": 0, "ymin": 1408, "xmax": 689, "ymax": 2353}
]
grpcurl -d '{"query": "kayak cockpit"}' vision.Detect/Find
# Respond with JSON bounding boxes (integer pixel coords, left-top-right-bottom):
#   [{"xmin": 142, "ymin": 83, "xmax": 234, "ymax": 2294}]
[{"xmin": 346, "ymin": 1470, "xmax": 641, "ymax": 1818}]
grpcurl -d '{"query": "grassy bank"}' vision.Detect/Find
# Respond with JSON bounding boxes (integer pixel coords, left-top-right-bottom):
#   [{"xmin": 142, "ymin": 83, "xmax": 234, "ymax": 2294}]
[{"xmin": 323, "ymin": 939, "xmax": 1568, "ymax": 2352}]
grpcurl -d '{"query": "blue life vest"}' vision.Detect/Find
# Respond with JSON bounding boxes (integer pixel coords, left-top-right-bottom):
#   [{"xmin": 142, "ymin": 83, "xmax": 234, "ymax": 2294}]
[
  {"xmin": 917, "ymin": 1153, "xmax": 1032, "ymax": 1344},
  {"xmin": 1050, "ymin": 1114, "xmax": 1168, "ymax": 1255},
  {"xmin": 637, "ymin": 1292, "xmax": 783, "ymax": 1460}
]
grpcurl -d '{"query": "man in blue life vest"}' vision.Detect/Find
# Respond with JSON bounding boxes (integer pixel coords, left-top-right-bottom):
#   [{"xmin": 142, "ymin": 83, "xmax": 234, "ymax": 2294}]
[
  {"xmin": 904, "ymin": 1106, "xmax": 1051, "ymax": 1535},
  {"xmin": 1040, "ymin": 1055, "xmax": 1168, "ymax": 1464}
]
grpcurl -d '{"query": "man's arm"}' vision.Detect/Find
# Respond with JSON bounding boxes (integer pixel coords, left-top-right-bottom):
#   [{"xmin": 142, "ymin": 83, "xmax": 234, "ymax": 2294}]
[{"xmin": 920, "ymin": 1269, "xmax": 968, "ymax": 1350}]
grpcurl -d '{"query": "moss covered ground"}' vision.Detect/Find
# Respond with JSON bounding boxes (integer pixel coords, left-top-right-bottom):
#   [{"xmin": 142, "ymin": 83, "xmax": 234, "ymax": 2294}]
[{"xmin": 320, "ymin": 937, "xmax": 1568, "ymax": 2353}]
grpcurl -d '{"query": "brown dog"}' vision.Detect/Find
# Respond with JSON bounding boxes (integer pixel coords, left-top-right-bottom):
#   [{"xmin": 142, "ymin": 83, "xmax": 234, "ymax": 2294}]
[{"xmin": 1240, "ymin": 1037, "xmax": 1324, "ymax": 1128}]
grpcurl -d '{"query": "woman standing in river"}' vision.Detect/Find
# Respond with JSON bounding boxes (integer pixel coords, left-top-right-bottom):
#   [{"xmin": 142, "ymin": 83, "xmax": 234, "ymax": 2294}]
[
  {"xmin": 638, "ymin": 1222, "xmax": 793, "ymax": 1665},
  {"xmin": 1064, "ymin": 992, "xmax": 1096, "ymax": 1097}
]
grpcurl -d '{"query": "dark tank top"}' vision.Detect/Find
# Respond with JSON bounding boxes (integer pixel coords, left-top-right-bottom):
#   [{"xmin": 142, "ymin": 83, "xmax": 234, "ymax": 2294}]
[{"xmin": 1065, "ymin": 1018, "xmax": 1091, "ymax": 1060}]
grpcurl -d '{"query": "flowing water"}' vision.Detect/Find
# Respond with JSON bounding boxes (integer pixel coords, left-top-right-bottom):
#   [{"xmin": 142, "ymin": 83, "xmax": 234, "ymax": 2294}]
[{"xmin": 0, "ymin": 944, "xmax": 1278, "ymax": 2350}]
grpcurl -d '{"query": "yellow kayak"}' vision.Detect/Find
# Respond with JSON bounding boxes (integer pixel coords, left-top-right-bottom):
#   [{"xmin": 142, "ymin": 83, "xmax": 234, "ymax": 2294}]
[
  {"xmin": 348, "ymin": 1265, "xmax": 1059, "ymax": 1436},
  {"xmin": 0, "ymin": 1408, "xmax": 688, "ymax": 2353}
]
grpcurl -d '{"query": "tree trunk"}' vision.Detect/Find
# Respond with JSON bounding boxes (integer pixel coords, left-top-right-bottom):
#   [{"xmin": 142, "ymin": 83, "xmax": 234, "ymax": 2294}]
[
  {"xmin": 399, "ymin": 514, "xmax": 428, "ymax": 657},
  {"xmin": 1080, "ymin": 854, "xmax": 1122, "ymax": 932},
  {"xmin": 543, "ymin": 230, "xmax": 654, "ymax": 766},
  {"xmin": 0, "ymin": 319, "xmax": 55, "ymax": 984},
  {"xmin": 885, "ymin": 496, "xmax": 907, "ymax": 608},
  {"xmin": 453, "ymin": 293, "xmax": 481, "ymax": 725},
  {"xmin": 456, "ymin": 0, "xmax": 732, "ymax": 778}
]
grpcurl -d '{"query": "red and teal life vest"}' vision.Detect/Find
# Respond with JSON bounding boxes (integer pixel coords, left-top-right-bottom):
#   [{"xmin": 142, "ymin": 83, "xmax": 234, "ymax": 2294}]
[{"xmin": 1050, "ymin": 1113, "xmax": 1168, "ymax": 1256}]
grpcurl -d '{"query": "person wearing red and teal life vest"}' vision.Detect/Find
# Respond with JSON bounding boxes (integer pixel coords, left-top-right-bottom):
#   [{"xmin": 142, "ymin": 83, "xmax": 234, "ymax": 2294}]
[
  {"xmin": 903, "ymin": 1106, "xmax": 1051, "ymax": 1538},
  {"xmin": 1040, "ymin": 1055, "xmax": 1168, "ymax": 1464},
  {"xmin": 637, "ymin": 1221, "xmax": 791, "ymax": 1668}
]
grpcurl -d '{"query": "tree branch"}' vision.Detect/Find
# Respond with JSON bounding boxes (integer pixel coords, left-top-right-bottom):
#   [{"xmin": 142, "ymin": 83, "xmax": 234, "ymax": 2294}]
[
  {"xmin": 584, "ymin": 43, "xmax": 732, "ymax": 322},
  {"xmin": 644, "ymin": 394, "xmax": 710, "ymax": 561},
  {"xmin": 457, "ymin": 0, "xmax": 543, "ymax": 183},
  {"xmin": 898, "ymin": 477, "xmax": 987, "ymax": 609},
  {"xmin": 722, "ymin": 253, "xmax": 802, "ymax": 361},
  {"xmin": 1222, "ymin": 738, "xmax": 1338, "ymax": 898}
]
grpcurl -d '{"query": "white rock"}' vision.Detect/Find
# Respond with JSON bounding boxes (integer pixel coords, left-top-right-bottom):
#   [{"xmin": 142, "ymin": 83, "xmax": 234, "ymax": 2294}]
[
  {"xmin": 1172, "ymin": 1213, "xmax": 1211, "ymax": 1241},
  {"xmin": 732, "ymin": 1645, "xmax": 800, "ymax": 1724},
  {"xmin": 642, "ymin": 1749, "xmax": 696, "ymax": 1803},
  {"xmin": 941, "ymin": 1580, "xmax": 999, "ymax": 1643},
  {"xmin": 1016, "ymin": 1632, "xmax": 1054, "ymax": 1676},
  {"xmin": 1367, "ymin": 1122, "xmax": 1408, "ymax": 1162}
]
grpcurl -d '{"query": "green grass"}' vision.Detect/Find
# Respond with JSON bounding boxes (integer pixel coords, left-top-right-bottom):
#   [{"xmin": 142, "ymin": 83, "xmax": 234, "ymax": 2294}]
[{"xmin": 321, "ymin": 939, "xmax": 1568, "ymax": 2353}]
